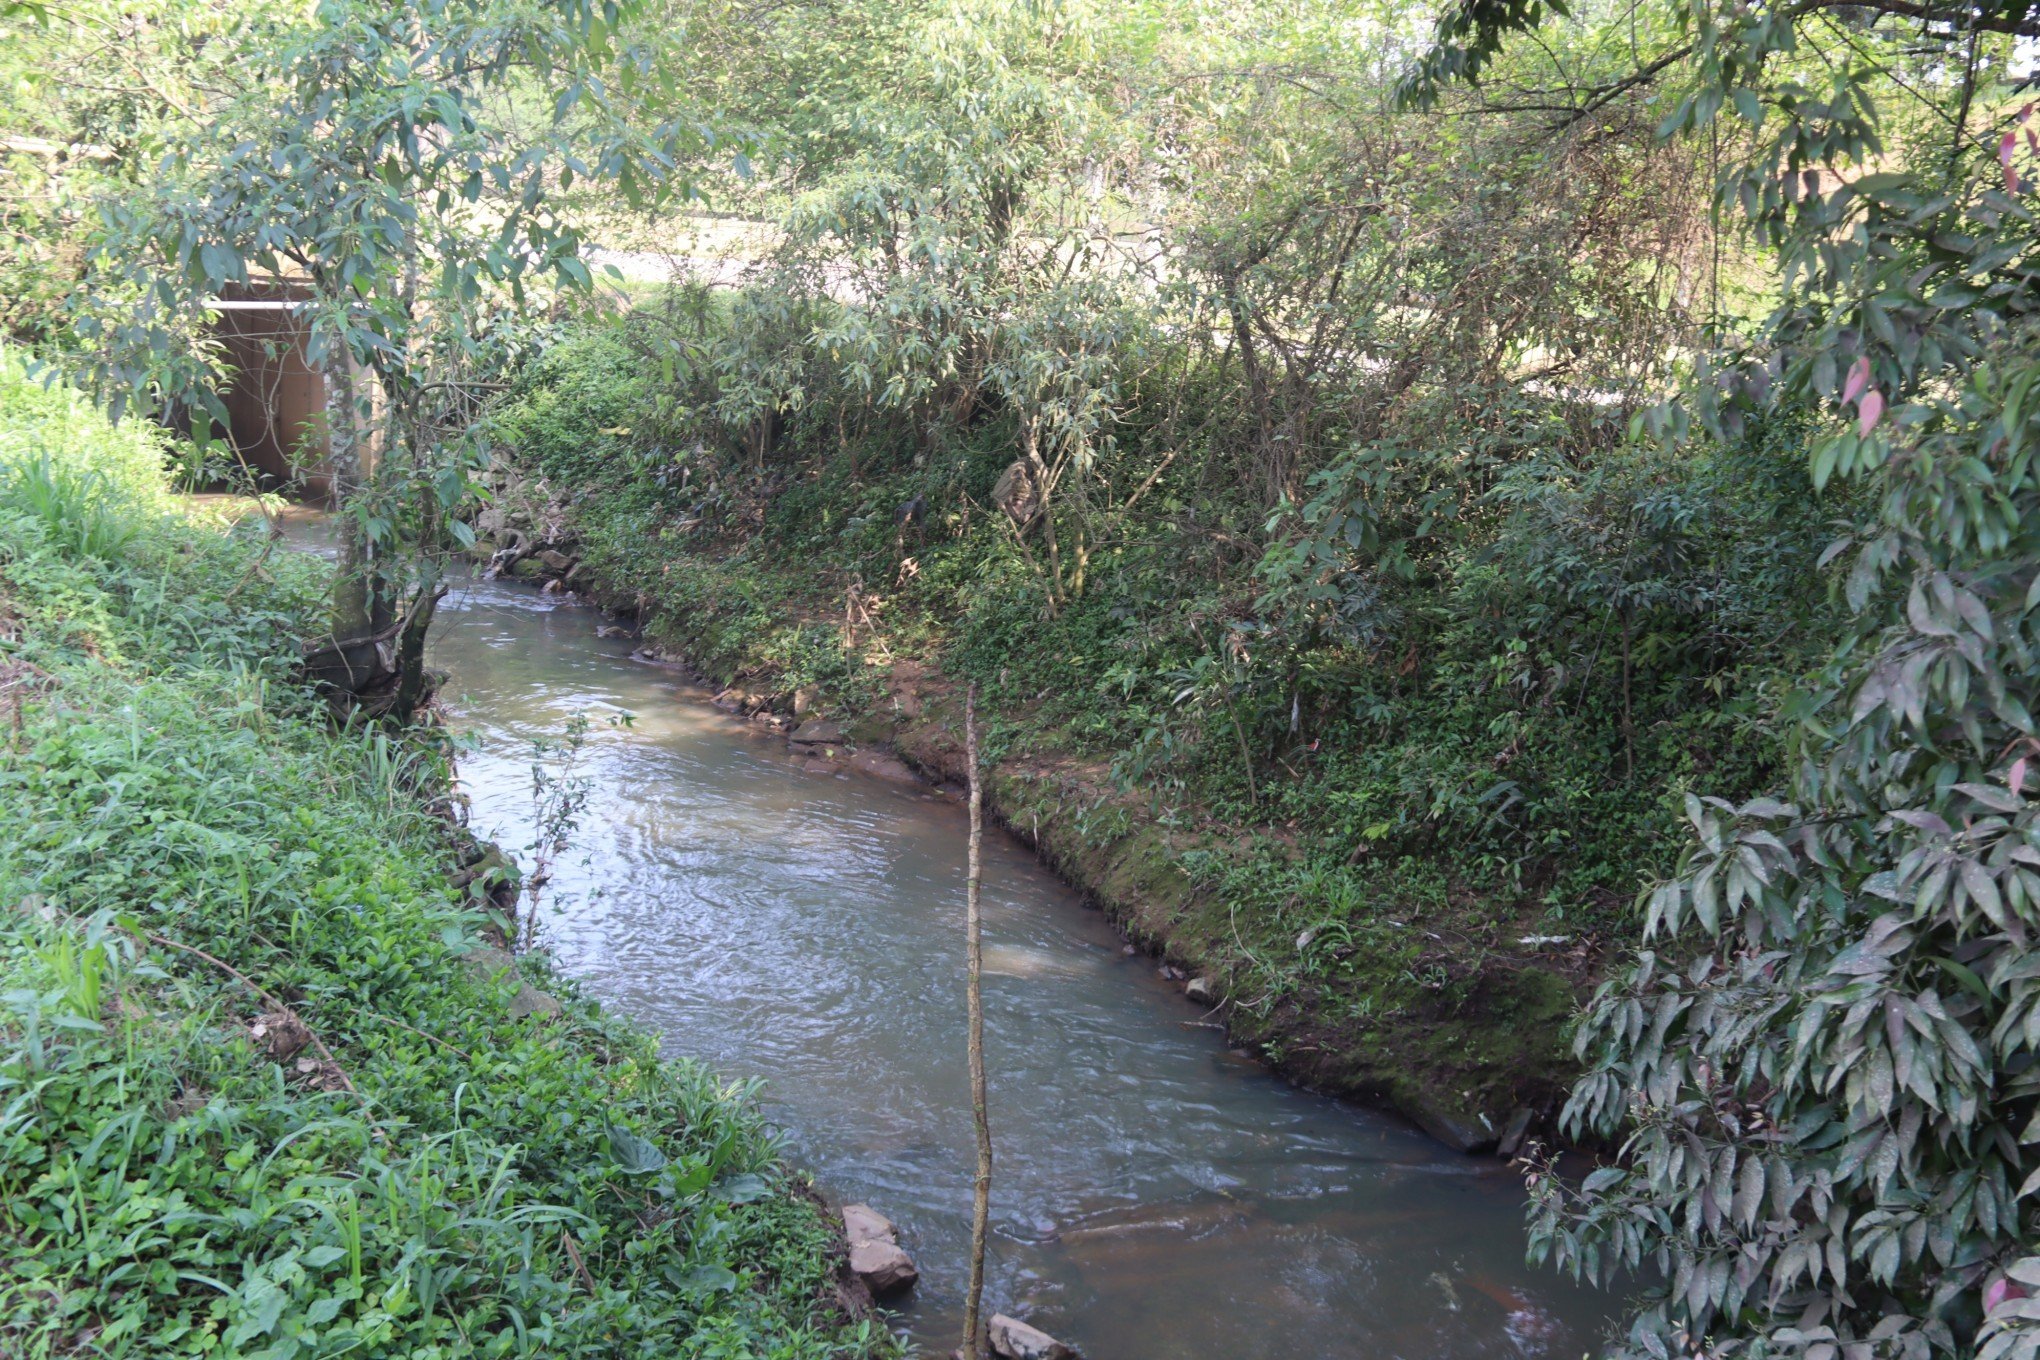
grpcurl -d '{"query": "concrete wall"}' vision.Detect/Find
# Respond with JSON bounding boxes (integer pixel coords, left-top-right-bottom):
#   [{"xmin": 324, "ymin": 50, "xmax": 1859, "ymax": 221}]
[{"xmin": 211, "ymin": 285, "xmax": 333, "ymax": 499}]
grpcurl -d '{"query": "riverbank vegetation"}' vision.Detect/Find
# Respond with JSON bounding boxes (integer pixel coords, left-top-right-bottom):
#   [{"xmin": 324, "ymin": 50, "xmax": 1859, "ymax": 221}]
[
  {"xmin": 472, "ymin": 0, "xmax": 1909, "ymax": 1121},
  {"xmin": 8, "ymin": 0, "xmax": 2040, "ymax": 1353},
  {"xmin": 480, "ymin": 3, "xmax": 2040, "ymax": 1355},
  {"xmin": 0, "ymin": 352, "xmax": 889, "ymax": 1356}
]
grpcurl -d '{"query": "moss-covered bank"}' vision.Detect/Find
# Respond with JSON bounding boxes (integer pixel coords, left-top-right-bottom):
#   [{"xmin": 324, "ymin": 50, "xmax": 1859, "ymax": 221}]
[{"xmin": 0, "ymin": 354, "xmax": 890, "ymax": 1359}]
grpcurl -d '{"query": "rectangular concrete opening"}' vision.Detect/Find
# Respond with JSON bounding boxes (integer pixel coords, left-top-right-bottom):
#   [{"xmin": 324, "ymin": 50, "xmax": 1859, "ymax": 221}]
[{"xmin": 209, "ymin": 281, "xmax": 333, "ymax": 499}]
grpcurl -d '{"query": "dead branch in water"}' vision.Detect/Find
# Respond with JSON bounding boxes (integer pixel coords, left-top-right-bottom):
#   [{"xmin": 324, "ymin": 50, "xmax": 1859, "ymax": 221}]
[{"xmin": 961, "ymin": 683, "xmax": 993, "ymax": 1360}]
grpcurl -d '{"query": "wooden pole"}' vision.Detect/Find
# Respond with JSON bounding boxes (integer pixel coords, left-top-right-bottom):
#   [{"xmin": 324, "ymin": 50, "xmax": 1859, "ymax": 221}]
[{"xmin": 961, "ymin": 684, "xmax": 992, "ymax": 1360}]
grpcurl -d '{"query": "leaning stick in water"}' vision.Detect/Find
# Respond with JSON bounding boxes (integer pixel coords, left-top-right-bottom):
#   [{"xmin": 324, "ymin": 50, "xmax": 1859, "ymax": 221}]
[{"xmin": 962, "ymin": 684, "xmax": 993, "ymax": 1360}]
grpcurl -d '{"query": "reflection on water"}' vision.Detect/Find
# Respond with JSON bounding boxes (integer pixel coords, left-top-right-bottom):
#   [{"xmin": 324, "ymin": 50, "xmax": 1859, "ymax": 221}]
[{"xmin": 429, "ymin": 575, "xmax": 1614, "ymax": 1360}]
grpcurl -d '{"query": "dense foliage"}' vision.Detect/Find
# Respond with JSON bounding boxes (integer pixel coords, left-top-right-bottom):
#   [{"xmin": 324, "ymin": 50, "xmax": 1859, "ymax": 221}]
[
  {"xmin": 7, "ymin": 0, "xmax": 728, "ymax": 717},
  {"xmin": 0, "ymin": 352, "xmax": 887, "ymax": 1358},
  {"xmin": 482, "ymin": 1, "xmax": 2040, "ymax": 1351},
  {"xmin": 1453, "ymin": 2, "xmax": 2040, "ymax": 1356},
  {"xmin": 11, "ymin": 0, "xmax": 2040, "ymax": 1353},
  {"xmin": 471, "ymin": 0, "xmax": 1865, "ymax": 1127}
]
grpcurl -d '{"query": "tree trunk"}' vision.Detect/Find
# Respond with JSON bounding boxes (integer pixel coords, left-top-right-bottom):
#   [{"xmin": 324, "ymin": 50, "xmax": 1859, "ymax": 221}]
[
  {"xmin": 324, "ymin": 355, "xmax": 372, "ymax": 641},
  {"xmin": 387, "ymin": 577, "xmax": 445, "ymax": 724}
]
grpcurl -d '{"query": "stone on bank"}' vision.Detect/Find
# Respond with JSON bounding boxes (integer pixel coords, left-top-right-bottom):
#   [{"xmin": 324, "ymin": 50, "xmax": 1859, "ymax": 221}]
[{"xmin": 841, "ymin": 1203, "xmax": 918, "ymax": 1297}]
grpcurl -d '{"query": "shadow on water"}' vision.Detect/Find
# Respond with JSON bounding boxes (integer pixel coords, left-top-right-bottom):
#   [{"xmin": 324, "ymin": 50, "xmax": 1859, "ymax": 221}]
[{"xmin": 427, "ymin": 573, "xmax": 1618, "ymax": 1360}]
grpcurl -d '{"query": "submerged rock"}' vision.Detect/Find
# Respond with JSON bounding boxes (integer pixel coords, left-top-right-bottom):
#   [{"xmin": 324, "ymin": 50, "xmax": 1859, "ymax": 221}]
[
  {"xmin": 989, "ymin": 1314, "xmax": 1076, "ymax": 1360},
  {"xmin": 842, "ymin": 1203, "xmax": 918, "ymax": 1297}
]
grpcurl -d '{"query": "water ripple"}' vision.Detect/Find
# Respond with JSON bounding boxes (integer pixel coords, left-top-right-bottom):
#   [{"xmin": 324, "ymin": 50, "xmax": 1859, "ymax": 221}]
[{"xmin": 432, "ymin": 577, "xmax": 1612, "ymax": 1360}]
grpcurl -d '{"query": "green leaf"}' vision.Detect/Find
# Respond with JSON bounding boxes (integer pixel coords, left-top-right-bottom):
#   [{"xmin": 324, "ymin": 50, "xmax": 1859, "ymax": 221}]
[
  {"xmin": 666, "ymin": 1263, "xmax": 739, "ymax": 1297},
  {"xmin": 1931, "ymin": 956, "xmax": 1991, "ymax": 1003},
  {"xmin": 607, "ymin": 1123, "xmax": 668, "ymax": 1175},
  {"xmin": 199, "ymin": 243, "xmax": 240, "ymax": 286}
]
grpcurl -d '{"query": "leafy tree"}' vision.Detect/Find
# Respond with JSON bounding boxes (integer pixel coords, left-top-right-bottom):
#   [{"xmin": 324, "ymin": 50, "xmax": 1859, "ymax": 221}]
[
  {"xmin": 1409, "ymin": 0, "xmax": 2040, "ymax": 1354},
  {"xmin": 59, "ymin": 0, "xmax": 710, "ymax": 716}
]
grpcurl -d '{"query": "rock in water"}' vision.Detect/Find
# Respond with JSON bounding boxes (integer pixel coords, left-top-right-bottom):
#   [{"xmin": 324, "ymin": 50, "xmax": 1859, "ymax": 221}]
[
  {"xmin": 842, "ymin": 1203, "xmax": 918, "ymax": 1297},
  {"xmin": 989, "ymin": 1314, "xmax": 1076, "ymax": 1360},
  {"xmin": 790, "ymin": 718, "xmax": 847, "ymax": 746},
  {"xmin": 1496, "ymin": 1106, "xmax": 1536, "ymax": 1159},
  {"xmin": 842, "ymin": 1204, "xmax": 894, "ymax": 1244},
  {"xmin": 848, "ymin": 1239, "xmax": 918, "ymax": 1296},
  {"xmin": 1184, "ymin": 975, "xmax": 1215, "ymax": 1005}
]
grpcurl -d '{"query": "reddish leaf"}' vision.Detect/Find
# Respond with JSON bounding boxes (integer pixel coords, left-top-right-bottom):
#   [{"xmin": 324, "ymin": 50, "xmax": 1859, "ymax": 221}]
[
  {"xmin": 1858, "ymin": 387, "xmax": 1884, "ymax": 436},
  {"xmin": 1842, "ymin": 355, "xmax": 1870, "ymax": 405},
  {"xmin": 2004, "ymin": 132, "xmax": 2021, "ymax": 195},
  {"xmin": 2013, "ymin": 757, "xmax": 2028, "ymax": 797}
]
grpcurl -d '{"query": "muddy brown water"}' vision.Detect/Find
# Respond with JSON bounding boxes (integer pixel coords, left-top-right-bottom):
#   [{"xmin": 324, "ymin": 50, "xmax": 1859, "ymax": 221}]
[{"xmin": 424, "ymin": 571, "xmax": 1618, "ymax": 1359}]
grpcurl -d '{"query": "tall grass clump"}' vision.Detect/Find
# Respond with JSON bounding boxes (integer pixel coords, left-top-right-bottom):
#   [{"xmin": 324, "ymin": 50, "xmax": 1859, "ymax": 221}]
[
  {"xmin": 0, "ymin": 359, "xmax": 889, "ymax": 1358},
  {"xmin": 0, "ymin": 450, "xmax": 143, "ymax": 560}
]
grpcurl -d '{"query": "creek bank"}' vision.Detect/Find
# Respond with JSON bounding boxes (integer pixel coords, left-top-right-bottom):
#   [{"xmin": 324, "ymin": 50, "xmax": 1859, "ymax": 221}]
[
  {"xmin": 447, "ymin": 767, "xmax": 900, "ymax": 1321},
  {"xmin": 460, "ymin": 479, "xmax": 1571, "ymax": 1153},
  {"xmin": 0, "ymin": 502, "xmax": 892, "ymax": 1355}
]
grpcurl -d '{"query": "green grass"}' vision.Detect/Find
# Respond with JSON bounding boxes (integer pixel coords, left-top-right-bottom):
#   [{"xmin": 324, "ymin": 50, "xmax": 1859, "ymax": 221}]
[{"xmin": 0, "ymin": 349, "xmax": 890, "ymax": 1360}]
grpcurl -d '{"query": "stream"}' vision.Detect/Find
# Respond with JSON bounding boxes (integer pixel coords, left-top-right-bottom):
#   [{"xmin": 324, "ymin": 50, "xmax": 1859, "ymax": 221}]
[{"xmin": 426, "ymin": 571, "xmax": 1615, "ymax": 1359}]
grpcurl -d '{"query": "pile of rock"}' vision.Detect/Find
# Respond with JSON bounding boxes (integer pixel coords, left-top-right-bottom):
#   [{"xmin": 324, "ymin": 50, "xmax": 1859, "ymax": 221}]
[{"xmin": 467, "ymin": 473, "xmax": 587, "ymax": 593}]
